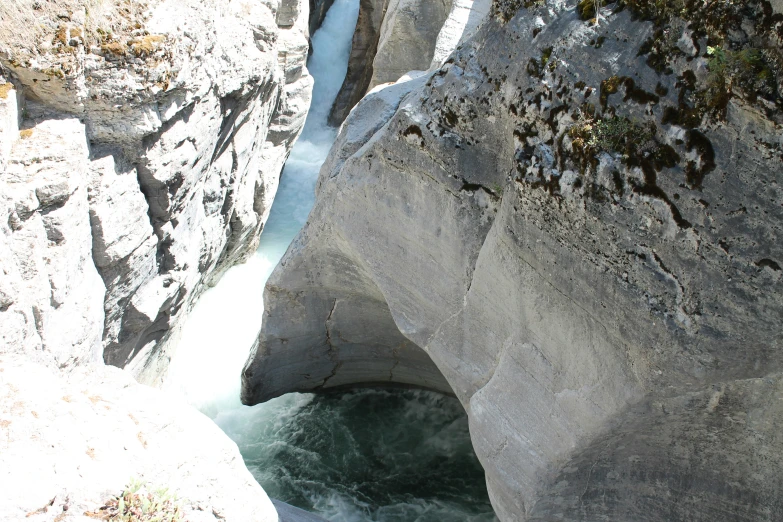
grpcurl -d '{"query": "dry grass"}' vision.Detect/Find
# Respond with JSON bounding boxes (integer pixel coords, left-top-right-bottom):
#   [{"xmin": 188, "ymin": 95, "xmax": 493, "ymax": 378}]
[
  {"xmin": 0, "ymin": 82, "xmax": 14, "ymax": 99},
  {"xmin": 0, "ymin": 0, "xmax": 150, "ymax": 60},
  {"xmin": 129, "ymin": 34, "xmax": 164, "ymax": 57},
  {"xmin": 85, "ymin": 479, "xmax": 183, "ymax": 521}
]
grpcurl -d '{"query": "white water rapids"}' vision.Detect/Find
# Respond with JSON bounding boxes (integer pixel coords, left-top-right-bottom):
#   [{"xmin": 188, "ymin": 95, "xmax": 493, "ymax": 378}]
[{"xmin": 164, "ymin": 1, "xmax": 495, "ymax": 519}]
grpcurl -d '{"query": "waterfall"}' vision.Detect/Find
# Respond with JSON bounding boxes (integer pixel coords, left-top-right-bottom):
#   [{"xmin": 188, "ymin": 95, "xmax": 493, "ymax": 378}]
[{"xmin": 164, "ymin": 0, "xmax": 360, "ymax": 415}]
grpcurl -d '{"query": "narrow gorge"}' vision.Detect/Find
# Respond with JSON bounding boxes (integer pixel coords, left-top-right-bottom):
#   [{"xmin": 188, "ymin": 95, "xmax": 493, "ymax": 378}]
[{"xmin": 2, "ymin": 0, "xmax": 782, "ymax": 521}]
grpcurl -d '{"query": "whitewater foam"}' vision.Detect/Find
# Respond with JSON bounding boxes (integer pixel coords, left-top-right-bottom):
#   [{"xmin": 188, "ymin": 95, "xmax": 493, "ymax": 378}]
[{"xmin": 164, "ymin": 0, "xmax": 360, "ymax": 412}]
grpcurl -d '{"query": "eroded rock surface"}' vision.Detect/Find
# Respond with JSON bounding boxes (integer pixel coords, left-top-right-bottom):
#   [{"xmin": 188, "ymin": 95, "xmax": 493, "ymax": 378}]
[
  {"xmin": 1, "ymin": 0, "xmax": 312, "ymax": 383},
  {"xmin": 0, "ymin": 101, "xmax": 105, "ymax": 369},
  {"xmin": 328, "ymin": 0, "xmax": 490, "ymax": 124},
  {"xmin": 0, "ymin": 354, "xmax": 279, "ymax": 522},
  {"xmin": 327, "ymin": 0, "xmax": 390, "ymax": 125},
  {"xmin": 246, "ymin": 0, "xmax": 783, "ymax": 519},
  {"xmin": 368, "ymin": 0, "xmax": 453, "ymax": 89}
]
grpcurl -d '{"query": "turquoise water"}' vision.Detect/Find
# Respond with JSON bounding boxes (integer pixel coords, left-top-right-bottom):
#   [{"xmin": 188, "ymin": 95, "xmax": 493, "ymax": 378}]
[
  {"xmin": 218, "ymin": 389, "xmax": 496, "ymax": 522},
  {"xmin": 166, "ymin": 0, "xmax": 495, "ymax": 519}
]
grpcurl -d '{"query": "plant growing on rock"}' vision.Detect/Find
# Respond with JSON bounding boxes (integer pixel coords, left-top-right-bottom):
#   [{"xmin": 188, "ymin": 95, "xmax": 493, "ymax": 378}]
[
  {"xmin": 493, "ymin": 0, "xmax": 544, "ymax": 22},
  {"xmin": 570, "ymin": 116, "xmax": 654, "ymax": 157},
  {"xmin": 84, "ymin": 479, "xmax": 183, "ymax": 521},
  {"xmin": 703, "ymin": 46, "xmax": 780, "ymax": 109},
  {"xmin": 577, "ymin": 0, "xmax": 604, "ymax": 22},
  {"xmin": 0, "ymin": 0, "xmax": 154, "ymax": 63}
]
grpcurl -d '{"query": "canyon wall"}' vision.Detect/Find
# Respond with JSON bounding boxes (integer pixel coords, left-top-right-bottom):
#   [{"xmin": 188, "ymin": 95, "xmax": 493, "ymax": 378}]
[
  {"xmin": 328, "ymin": 0, "xmax": 490, "ymax": 124},
  {"xmin": 1, "ymin": 0, "xmax": 319, "ymax": 518},
  {"xmin": 0, "ymin": 0, "xmax": 312, "ymax": 384},
  {"xmin": 367, "ymin": 0, "xmax": 453, "ymax": 89},
  {"xmin": 245, "ymin": 0, "xmax": 783, "ymax": 519}
]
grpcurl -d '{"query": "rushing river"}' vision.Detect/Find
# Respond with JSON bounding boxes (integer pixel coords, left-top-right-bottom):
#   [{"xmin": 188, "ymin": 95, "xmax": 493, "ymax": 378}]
[{"xmin": 165, "ymin": 0, "xmax": 495, "ymax": 519}]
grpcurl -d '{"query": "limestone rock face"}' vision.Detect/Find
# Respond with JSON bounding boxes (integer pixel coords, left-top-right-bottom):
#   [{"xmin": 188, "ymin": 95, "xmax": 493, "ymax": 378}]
[
  {"xmin": 429, "ymin": 0, "xmax": 491, "ymax": 69},
  {"xmin": 0, "ymin": 98, "xmax": 105, "ymax": 369},
  {"xmin": 246, "ymin": 1, "xmax": 783, "ymax": 519},
  {"xmin": 367, "ymin": 0, "xmax": 453, "ymax": 89},
  {"xmin": 328, "ymin": 0, "xmax": 490, "ymax": 124},
  {"xmin": 0, "ymin": 354, "xmax": 279, "ymax": 522},
  {"xmin": 1, "ymin": 0, "xmax": 313, "ymax": 383}
]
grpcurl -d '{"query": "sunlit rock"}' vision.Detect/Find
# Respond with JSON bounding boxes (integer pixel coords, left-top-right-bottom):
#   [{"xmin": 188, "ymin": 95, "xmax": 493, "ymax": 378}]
[
  {"xmin": 246, "ymin": 0, "xmax": 783, "ymax": 519},
  {"xmin": 0, "ymin": 0, "xmax": 313, "ymax": 383}
]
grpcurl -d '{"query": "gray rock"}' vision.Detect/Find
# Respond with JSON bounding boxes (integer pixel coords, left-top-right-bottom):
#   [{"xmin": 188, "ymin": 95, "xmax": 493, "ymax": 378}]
[
  {"xmin": 328, "ymin": 0, "xmax": 489, "ymax": 125},
  {"xmin": 368, "ymin": 0, "xmax": 453, "ymax": 89},
  {"xmin": 328, "ymin": 0, "xmax": 390, "ymax": 126},
  {"xmin": 245, "ymin": 1, "xmax": 783, "ymax": 520},
  {"xmin": 0, "ymin": 354, "xmax": 279, "ymax": 521},
  {"xmin": 0, "ymin": 114, "xmax": 105, "ymax": 369},
  {"xmin": 1, "ymin": 0, "xmax": 313, "ymax": 383},
  {"xmin": 429, "ymin": 0, "xmax": 491, "ymax": 69}
]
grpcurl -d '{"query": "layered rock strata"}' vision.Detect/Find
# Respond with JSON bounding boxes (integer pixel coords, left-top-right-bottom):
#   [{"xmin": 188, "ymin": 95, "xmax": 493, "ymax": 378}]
[
  {"xmin": 1, "ymin": 1, "xmax": 316, "ymax": 519},
  {"xmin": 246, "ymin": 0, "xmax": 783, "ymax": 519},
  {"xmin": 1, "ymin": 0, "xmax": 312, "ymax": 383}
]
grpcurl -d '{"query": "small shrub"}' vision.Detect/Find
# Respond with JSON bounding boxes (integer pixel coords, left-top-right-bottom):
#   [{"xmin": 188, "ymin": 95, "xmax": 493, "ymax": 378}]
[
  {"xmin": 494, "ymin": 0, "xmax": 543, "ymax": 23},
  {"xmin": 570, "ymin": 116, "xmax": 654, "ymax": 156},
  {"xmin": 0, "ymin": 0, "xmax": 151, "ymax": 62},
  {"xmin": 577, "ymin": 0, "xmax": 602, "ymax": 21},
  {"xmin": 41, "ymin": 67, "xmax": 66, "ymax": 79},
  {"xmin": 129, "ymin": 35, "xmax": 165, "ymax": 57},
  {"xmin": 705, "ymin": 46, "xmax": 778, "ymax": 105},
  {"xmin": 101, "ymin": 41, "xmax": 127, "ymax": 56}
]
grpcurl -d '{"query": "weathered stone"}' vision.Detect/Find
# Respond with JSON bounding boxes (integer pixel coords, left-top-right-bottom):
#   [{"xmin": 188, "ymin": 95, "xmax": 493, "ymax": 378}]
[
  {"xmin": 0, "ymin": 76, "xmax": 17, "ymax": 171},
  {"xmin": 246, "ymin": 1, "xmax": 783, "ymax": 519},
  {"xmin": 429, "ymin": 0, "xmax": 491, "ymax": 69},
  {"xmin": 328, "ymin": 0, "xmax": 490, "ymax": 124},
  {"xmin": 368, "ymin": 0, "xmax": 452, "ymax": 89},
  {"xmin": 0, "ymin": 115, "xmax": 105, "ymax": 369},
  {"xmin": 328, "ymin": 0, "xmax": 390, "ymax": 125},
  {"xmin": 0, "ymin": 2, "xmax": 316, "ymax": 519},
  {"xmin": 0, "ymin": 354, "xmax": 279, "ymax": 522},
  {"xmin": 1, "ymin": 0, "xmax": 313, "ymax": 383}
]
